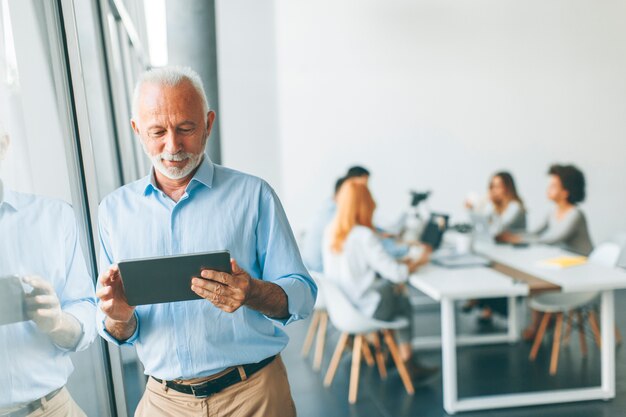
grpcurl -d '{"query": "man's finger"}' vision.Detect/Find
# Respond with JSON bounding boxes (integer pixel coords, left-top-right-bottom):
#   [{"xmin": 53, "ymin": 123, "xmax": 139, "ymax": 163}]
[
  {"xmin": 34, "ymin": 308, "xmax": 58, "ymax": 318},
  {"xmin": 22, "ymin": 276, "xmax": 53, "ymax": 293},
  {"xmin": 231, "ymin": 259, "xmax": 243, "ymax": 274},
  {"xmin": 100, "ymin": 265, "xmax": 120, "ymax": 286},
  {"xmin": 24, "ymin": 294, "xmax": 58, "ymax": 307},
  {"xmin": 200, "ymin": 270, "xmax": 233, "ymax": 285},
  {"xmin": 96, "ymin": 286, "xmax": 114, "ymax": 300},
  {"xmin": 191, "ymin": 277, "xmax": 231, "ymax": 295}
]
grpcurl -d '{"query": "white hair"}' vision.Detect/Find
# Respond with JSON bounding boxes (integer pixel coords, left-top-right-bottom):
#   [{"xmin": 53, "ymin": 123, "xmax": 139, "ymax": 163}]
[{"xmin": 131, "ymin": 65, "xmax": 210, "ymax": 119}]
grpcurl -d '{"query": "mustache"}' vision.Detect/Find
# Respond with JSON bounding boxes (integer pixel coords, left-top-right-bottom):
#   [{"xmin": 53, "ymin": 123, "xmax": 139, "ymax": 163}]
[{"xmin": 159, "ymin": 152, "xmax": 192, "ymax": 161}]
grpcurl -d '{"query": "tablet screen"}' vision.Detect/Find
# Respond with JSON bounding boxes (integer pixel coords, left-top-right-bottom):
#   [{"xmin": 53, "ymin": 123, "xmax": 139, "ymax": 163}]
[{"xmin": 118, "ymin": 250, "xmax": 231, "ymax": 306}]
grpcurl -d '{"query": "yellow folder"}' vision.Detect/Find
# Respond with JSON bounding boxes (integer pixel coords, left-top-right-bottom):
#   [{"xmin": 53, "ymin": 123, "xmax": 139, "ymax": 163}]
[{"xmin": 537, "ymin": 256, "xmax": 588, "ymax": 269}]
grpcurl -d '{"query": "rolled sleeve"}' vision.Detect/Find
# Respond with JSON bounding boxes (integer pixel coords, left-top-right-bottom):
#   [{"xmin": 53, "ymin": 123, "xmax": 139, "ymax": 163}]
[
  {"xmin": 61, "ymin": 300, "xmax": 97, "ymax": 352},
  {"xmin": 266, "ymin": 275, "xmax": 317, "ymax": 326}
]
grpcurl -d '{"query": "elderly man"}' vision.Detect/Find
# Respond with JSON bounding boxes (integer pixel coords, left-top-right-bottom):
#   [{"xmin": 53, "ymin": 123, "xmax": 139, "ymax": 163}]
[
  {"xmin": 0, "ymin": 126, "xmax": 96, "ymax": 416},
  {"xmin": 96, "ymin": 66, "xmax": 316, "ymax": 416}
]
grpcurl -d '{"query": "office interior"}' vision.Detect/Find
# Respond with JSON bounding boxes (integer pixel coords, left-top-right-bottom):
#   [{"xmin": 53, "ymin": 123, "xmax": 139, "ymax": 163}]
[{"xmin": 1, "ymin": 0, "xmax": 626, "ymax": 416}]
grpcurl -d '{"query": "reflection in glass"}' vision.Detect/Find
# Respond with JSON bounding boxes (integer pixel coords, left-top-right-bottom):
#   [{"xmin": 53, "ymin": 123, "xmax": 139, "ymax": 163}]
[{"xmin": 0, "ymin": 1, "xmax": 108, "ymax": 415}]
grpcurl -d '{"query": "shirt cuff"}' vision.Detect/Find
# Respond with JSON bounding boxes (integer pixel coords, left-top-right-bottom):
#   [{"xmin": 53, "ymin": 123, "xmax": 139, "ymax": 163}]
[
  {"xmin": 98, "ymin": 310, "xmax": 140, "ymax": 346},
  {"xmin": 61, "ymin": 301, "xmax": 97, "ymax": 352},
  {"xmin": 264, "ymin": 277, "xmax": 316, "ymax": 327}
]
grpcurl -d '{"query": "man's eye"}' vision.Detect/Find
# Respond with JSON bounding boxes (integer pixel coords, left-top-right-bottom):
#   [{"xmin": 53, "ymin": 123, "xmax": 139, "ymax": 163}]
[
  {"xmin": 179, "ymin": 127, "xmax": 194, "ymax": 134},
  {"xmin": 150, "ymin": 131, "xmax": 166, "ymax": 137}
]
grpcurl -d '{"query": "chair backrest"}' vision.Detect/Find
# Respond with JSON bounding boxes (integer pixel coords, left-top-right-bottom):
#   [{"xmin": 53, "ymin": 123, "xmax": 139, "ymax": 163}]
[
  {"xmin": 317, "ymin": 276, "xmax": 385, "ymax": 334},
  {"xmin": 588, "ymin": 242, "xmax": 622, "ymax": 268},
  {"xmin": 608, "ymin": 232, "xmax": 626, "ymax": 268},
  {"xmin": 309, "ymin": 271, "xmax": 326, "ymax": 310}
]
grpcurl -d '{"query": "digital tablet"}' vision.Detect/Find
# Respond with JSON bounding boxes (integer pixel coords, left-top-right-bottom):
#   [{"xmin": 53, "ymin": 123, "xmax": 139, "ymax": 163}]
[
  {"xmin": 0, "ymin": 275, "xmax": 27, "ymax": 326},
  {"xmin": 118, "ymin": 250, "xmax": 231, "ymax": 306}
]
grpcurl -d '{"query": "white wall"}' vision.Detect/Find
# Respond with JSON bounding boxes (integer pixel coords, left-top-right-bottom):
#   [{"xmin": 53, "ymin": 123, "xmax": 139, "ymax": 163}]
[
  {"xmin": 218, "ymin": 0, "xmax": 626, "ymax": 244},
  {"xmin": 216, "ymin": 0, "xmax": 282, "ymax": 193}
]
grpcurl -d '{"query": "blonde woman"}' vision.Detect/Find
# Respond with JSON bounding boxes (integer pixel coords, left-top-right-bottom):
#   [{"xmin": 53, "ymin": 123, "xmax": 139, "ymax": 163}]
[{"xmin": 322, "ymin": 180, "xmax": 437, "ymax": 383}]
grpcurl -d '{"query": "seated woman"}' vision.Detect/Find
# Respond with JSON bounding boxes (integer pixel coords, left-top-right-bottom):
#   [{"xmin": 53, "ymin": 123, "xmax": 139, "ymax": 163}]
[
  {"xmin": 322, "ymin": 180, "xmax": 437, "ymax": 383},
  {"xmin": 468, "ymin": 171, "xmax": 526, "ymax": 238},
  {"xmin": 498, "ymin": 164, "xmax": 592, "ymax": 254},
  {"xmin": 498, "ymin": 164, "xmax": 593, "ymax": 339},
  {"xmin": 464, "ymin": 172, "xmax": 527, "ymax": 324}
]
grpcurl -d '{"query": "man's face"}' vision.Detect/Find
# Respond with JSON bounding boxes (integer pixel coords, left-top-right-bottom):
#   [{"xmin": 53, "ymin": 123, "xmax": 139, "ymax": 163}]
[{"xmin": 131, "ymin": 80, "xmax": 215, "ymax": 180}]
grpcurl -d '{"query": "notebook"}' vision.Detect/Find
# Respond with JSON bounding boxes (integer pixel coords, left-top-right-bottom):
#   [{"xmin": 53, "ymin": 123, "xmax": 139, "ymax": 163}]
[{"xmin": 536, "ymin": 256, "xmax": 587, "ymax": 270}]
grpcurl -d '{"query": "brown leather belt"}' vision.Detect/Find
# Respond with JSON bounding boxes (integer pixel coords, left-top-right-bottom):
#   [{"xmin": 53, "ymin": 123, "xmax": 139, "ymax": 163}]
[
  {"xmin": 152, "ymin": 355, "xmax": 276, "ymax": 398},
  {"xmin": 1, "ymin": 388, "xmax": 62, "ymax": 417}
]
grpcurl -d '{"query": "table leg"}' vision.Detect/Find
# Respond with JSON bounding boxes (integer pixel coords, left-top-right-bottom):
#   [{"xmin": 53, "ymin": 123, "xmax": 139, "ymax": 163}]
[
  {"xmin": 507, "ymin": 296, "xmax": 519, "ymax": 343},
  {"xmin": 441, "ymin": 297, "xmax": 458, "ymax": 414},
  {"xmin": 600, "ymin": 290, "xmax": 616, "ymax": 399}
]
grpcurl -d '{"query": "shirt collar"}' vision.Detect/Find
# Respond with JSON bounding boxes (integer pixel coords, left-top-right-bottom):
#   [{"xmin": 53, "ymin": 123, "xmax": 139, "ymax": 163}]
[
  {"xmin": 0, "ymin": 182, "xmax": 20, "ymax": 211},
  {"xmin": 142, "ymin": 155, "xmax": 215, "ymax": 197}
]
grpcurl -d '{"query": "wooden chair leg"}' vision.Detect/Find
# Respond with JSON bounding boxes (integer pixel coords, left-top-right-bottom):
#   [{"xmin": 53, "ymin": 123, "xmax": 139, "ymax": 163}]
[
  {"xmin": 361, "ymin": 338, "xmax": 375, "ymax": 367},
  {"xmin": 563, "ymin": 310, "xmax": 574, "ymax": 346},
  {"xmin": 550, "ymin": 313, "xmax": 564, "ymax": 375},
  {"xmin": 382, "ymin": 330, "xmax": 415, "ymax": 395},
  {"xmin": 348, "ymin": 335, "xmax": 363, "ymax": 404},
  {"xmin": 324, "ymin": 333, "xmax": 350, "ymax": 387},
  {"xmin": 301, "ymin": 310, "xmax": 320, "ymax": 357},
  {"xmin": 577, "ymin": 310, "xmax": 588, "ymax": 356},
  {"xmin": 371, "ymin": 332, "xmax": 387, "ymax": 379},
  {"xmin": 313, "ymin": 311, "xmax": 328, "ymax": 371},
  {"xmin": 588, "ymin": 310, "xmax": 602, "ymax": 348},
  {"xmin": 616, "ymin": 326, "xmax": 622, "ymax": 346},
  {"xmin": 530, "ymin": 313, "xmax": 552, "ymax": 361}
]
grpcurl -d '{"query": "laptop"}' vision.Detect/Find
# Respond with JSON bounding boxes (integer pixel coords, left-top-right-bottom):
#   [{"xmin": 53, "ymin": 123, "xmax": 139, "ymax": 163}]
[{"xmin": 420, "ymin": 213, "xmax": 449, "ymax": 250}]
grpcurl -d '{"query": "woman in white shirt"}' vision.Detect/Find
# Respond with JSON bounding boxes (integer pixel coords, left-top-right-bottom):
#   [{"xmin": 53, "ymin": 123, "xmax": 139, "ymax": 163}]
[
  {"xmin": 465, "ymin": 172, "xmax": 527, "ymax": 324},
  {"xmin": 467, "ymin": 171, "xmax": 526, "ymax": 238},
  {"xmin": 322, "ymin": 180, "xmax": 436, "ymax": 381}
]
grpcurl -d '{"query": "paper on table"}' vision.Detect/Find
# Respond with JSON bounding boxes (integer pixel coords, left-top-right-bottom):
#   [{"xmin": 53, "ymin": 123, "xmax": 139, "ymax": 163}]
[{"xmin": 536, "ymin": 256, "xmax": 587, "ymax": 270}]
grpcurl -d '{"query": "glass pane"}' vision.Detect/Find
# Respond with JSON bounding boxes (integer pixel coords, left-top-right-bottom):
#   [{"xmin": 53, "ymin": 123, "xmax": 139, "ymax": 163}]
[{"xmin": 0, "ymin": 0, "xmax": 112, "ymax": 415}]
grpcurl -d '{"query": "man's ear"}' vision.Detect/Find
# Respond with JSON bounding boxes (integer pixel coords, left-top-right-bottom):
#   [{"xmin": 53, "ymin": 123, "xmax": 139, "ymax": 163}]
[
  {"xmin": 131, "ymin": 119, "xmax": 140, "ymax": 135},
  {"xmin": 206, "ymin": 111, "xmax": 216, "ymax": 137}
]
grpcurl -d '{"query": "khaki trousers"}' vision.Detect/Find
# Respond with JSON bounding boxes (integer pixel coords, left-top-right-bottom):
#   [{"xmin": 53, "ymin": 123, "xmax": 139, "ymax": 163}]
[
  {"xmin": 135, "ymin": 356, "xmax": 297, "ymax": 417},
  {"xmin": 27, "ymin": 388, "xmax": 86, "ymax": 417}
]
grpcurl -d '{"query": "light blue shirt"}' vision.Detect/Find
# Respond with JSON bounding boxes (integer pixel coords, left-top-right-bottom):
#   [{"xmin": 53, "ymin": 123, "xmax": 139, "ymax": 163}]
[
  {"xmin": 0, "ymin": 189, "xmax": 96, "ymax": 408},
  {"xmin": 96, "ymin": 157, "xmax": 317, "ymax": 380}
]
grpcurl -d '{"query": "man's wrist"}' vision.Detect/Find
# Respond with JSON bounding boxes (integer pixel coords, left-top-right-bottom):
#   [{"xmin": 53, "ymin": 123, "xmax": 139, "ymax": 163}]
[
  {"xmin": 245, "ymin": 276, "xmax": 260, "ymax": 306},
  {"xmin": 106, "ymin": 312, "xmax": 135, "ymax": 326}
]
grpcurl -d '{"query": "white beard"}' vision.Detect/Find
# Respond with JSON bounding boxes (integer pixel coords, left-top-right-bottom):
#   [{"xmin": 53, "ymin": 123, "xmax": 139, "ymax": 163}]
[{"xmin": 150, "ymin": 150, "xmax": 204, "ymax": 180}]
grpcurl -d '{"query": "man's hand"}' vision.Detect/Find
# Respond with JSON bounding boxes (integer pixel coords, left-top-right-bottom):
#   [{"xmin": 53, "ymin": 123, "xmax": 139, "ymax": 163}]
[
  {"xmin": 96, "ymin": 265, "xmax": 135, "ymax": 323},
  {"xmin": 192, "ymin": 259, "xmax": 289, "ymax": 319},
  {"xmin": 404, "ymin": 244, "xmax": 432, "ymax": 273},
  {"xmin": 23, "ymin": 275, "xmax": 83, "ymax": 349},
  {"xmin": 23, "ymin": 275, "xmax": 63, "ymax": 333},
  {"xmin": 192, "ymin": 259, "xmax": 254, "ymax": 313}
]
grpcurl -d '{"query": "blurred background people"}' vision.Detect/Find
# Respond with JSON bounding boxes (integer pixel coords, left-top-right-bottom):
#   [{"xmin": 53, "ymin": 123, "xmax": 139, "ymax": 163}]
[
  {"xmin": 498, "ymin": 164, "xmax": 592, "ymax": 255},
  {"xmin": 322, "ymin": 180, "xmax": 437, "ymax": 384},
  {"xmin": 464, "ymin": 171, "xmax": 527, "ymax": 324},
  {"xmin": 498, "ymin": 164, "xmax": 593, "ymax": 339}
]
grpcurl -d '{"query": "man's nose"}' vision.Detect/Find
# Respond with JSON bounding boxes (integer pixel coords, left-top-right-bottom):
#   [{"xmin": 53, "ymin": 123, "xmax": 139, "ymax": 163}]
[{"xmin": 163, "ymin": 131, "xmax": 183, "ymax": 154}]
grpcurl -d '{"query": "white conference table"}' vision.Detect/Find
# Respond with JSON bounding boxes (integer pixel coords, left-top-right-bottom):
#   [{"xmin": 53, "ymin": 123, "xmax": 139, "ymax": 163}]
[{"xmin": 410, "ymin": 243, "xmax": 626, "ymax": 415}]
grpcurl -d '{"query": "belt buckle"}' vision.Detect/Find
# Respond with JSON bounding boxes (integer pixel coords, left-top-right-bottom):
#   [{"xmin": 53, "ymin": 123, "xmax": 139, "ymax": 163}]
[{"xmin": 189, "ymin": 382, "xmax": 210, "ymax": 399}]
